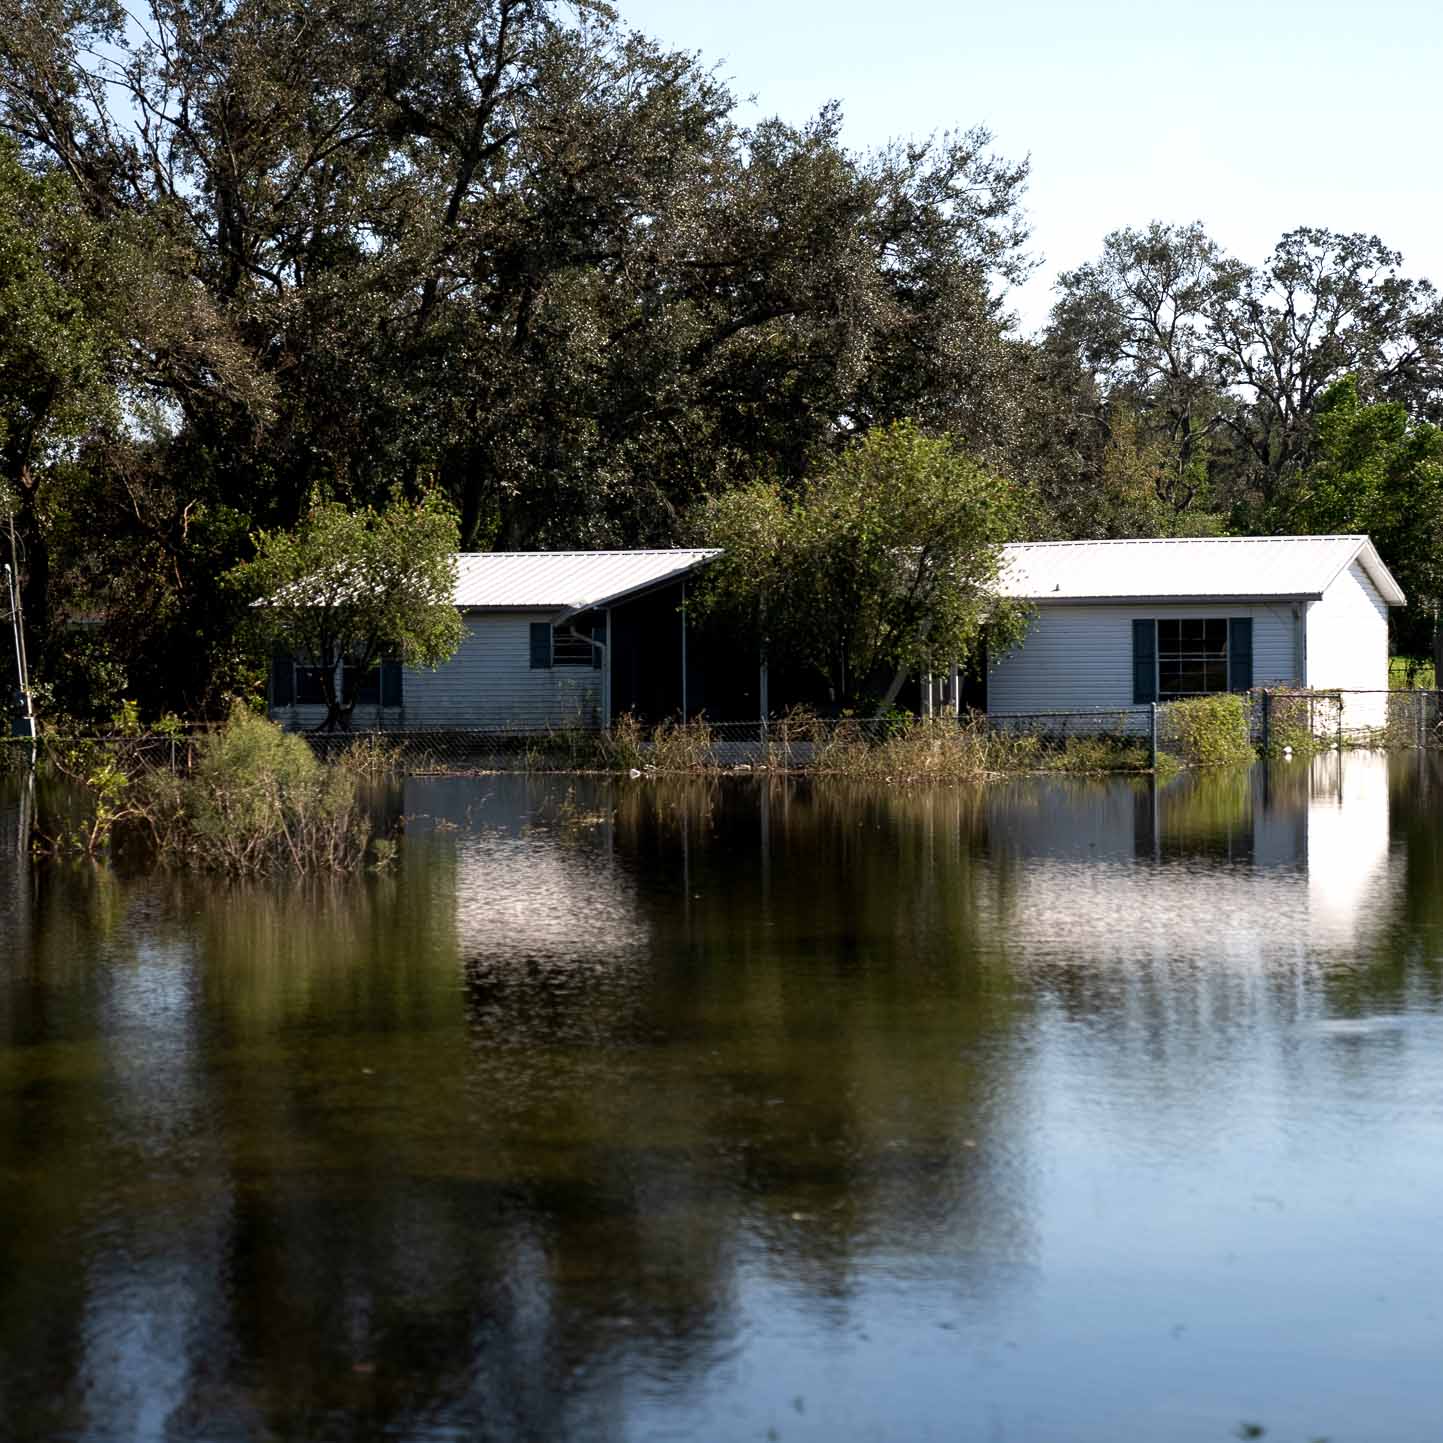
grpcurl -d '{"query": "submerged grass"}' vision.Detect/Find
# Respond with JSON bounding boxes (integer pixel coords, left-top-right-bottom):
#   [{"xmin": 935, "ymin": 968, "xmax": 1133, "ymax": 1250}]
[
  {"xmin": 36, "ymin": 707, "xmax": 378, "ymax": 874},
  {"xmin": 603, "ymin": 710, "xmax": 1154, "ymax": 780}
]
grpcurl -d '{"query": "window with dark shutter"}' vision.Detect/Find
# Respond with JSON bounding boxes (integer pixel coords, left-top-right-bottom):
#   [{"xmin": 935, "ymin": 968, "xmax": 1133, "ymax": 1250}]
[
  {"xmin": 1228, "ymin": 618, "xmax": 1253, "ymax": 691},
  {"xmin": 1132, "ymin": 620, "xmax": 1157, "ymax": 705},
  {"xmin": 1137, "ymin": 617, "xmax": 1253, "ymax": 699},
  {"xmin": 529, "ymin": 622, "xmax": 552, "ymax": 669},
  {"xmin": 343, "ymin": 663, "xmax": 380, "ymax": 706},
  {"xmin": 1158, "ymin": 619, "xmax": 1229, "ymax": 695},
  {"xmin": 270, "ymin": 653, "xmax": 295, "ymax": 708},
  {"xmin": 380, "ymin": 660, "xmax": 403, "ymax": 707},
  {"xmin": 551, "ymin": 626, "xmax": 593, "ymax": 666},
  {"xmin": 295, "ymin": 666, "xmax": 330, "ymax": 705}
]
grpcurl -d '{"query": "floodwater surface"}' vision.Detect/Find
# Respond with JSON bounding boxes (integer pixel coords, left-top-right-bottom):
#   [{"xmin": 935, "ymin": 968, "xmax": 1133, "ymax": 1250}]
[{"xmin": 2, "ymin": 754, "xmax": 1443, "ymax": 1441}]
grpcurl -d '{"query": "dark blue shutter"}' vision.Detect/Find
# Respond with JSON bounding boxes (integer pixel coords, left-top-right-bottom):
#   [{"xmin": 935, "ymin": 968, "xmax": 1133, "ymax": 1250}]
[
  {"xmin": 591, "ymin": 613, "xmax": 606, "ymax": 670},
  {"xmin": 530, "ymin": 622, "xmax": 552, "ymax": 669},
  {"xmin": 1132, "ymin": 620, "xmax": 1157, "ymax": 705},
  {"xmin": 270, "ymin": 652, "xmax": 294, "ymax": 707},
  {"xmin": 380, "ymin": 659, "xmax": 403, "ymax": 707},
  {"xmin": 1229, "ymin": 618, "xmax": 1253, "ymax": 691}
]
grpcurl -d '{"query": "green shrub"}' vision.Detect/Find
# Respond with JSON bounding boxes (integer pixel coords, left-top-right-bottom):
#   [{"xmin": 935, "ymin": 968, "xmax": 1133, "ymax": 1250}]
[
  {"xmin": 178, "ymin": 708, "xmax": 367, "ymax": 872},
  {"xmin": 1390, "ymin": 655, "xmax": 1435, "ymax": 690},
  {"xmin": 1158, "ymin": 694, "xmax": 1255, "ymax": 767},
  {"xmin": 37, "ymin": 707, "xmax": 373, "ymax": 873},
  {"xmin": 1259, "ymin": 689, "xmax": 1340, "ymax": 758}
]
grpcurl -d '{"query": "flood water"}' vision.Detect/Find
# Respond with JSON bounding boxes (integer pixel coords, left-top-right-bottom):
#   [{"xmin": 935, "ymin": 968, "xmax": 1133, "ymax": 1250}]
[{"xmin": 3, "ymin": 754, "xmax": 1443, "ymax": 1442}]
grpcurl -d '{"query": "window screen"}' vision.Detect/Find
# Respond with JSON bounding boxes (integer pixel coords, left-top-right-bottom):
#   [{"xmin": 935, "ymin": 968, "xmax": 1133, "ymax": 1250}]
[
  {"xmin": 1157, "ymin": 619, "xmax": 1229, "ymax": 696},
  {"xmin": 551, "ymin": 626, "xmax": 593, "ymax": 666}
]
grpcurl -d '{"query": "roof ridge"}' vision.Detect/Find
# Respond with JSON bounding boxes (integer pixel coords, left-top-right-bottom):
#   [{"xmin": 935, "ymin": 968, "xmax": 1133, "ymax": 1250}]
[
  {"xmin": 457, "ymin": 548, "xmax": 718, "ymax": 558},
  {"xmin": 1004, "ymin": 535, "xmax": 1364, "ymax": 549}
]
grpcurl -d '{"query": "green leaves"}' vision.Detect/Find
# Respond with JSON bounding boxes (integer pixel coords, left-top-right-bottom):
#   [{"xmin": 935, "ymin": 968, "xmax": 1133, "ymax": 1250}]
[
  {"xmin": 1293, "ymin": 375, "xmax": 1443, "ymax": 649},
  {"xmin": 695, "ymin": 422, "xmax": 1029, "ymax": 711},
  {"xmin": 231, "ymin": 491, "xmax": 464, "ymax": 727}
]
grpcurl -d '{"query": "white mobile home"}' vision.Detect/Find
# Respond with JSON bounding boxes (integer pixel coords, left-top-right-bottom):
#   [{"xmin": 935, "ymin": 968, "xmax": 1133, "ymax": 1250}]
[
  {"xmin": 987, "ymin": 535, "xmax": 1404, "ymax": 724},
  {"xmin": 269, "ymin": 549, "xmax": 720, "ymax": 731}
]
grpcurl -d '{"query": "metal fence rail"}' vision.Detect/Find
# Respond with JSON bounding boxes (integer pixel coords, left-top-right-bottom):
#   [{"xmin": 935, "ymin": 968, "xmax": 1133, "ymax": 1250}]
[
  {"xmin": 6, "ymin": 690, "xmax": 1443, "ymax": 776},
  {"xmin": 1249, "ymin": 689, "xmax": 1443, "ymax": 750}
]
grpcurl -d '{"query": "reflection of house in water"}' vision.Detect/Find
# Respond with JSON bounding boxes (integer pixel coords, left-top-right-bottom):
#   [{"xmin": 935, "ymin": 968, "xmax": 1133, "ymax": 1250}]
[
  {"xmin": 980, "ymin": 754, "xmax": 1395, "ymax": 963},
  {"xmin": 404, "ymin": 777, "xmax": 651, "ymax": 973}
]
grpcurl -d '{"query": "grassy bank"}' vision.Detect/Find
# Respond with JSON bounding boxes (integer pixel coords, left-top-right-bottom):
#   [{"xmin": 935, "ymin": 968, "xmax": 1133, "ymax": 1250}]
[{"xmin": 32, "ymin": 708, "xmax": 386, "ymax": 874}]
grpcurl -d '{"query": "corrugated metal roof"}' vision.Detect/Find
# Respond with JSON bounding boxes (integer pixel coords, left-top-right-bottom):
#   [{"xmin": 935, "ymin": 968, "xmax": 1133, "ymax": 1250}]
[
  {"xmin": 452, "ymin": 549, "xmax": 721, "ymax": 611},
  {"xmin": 998, "ymin": 535, "xmax": 1406, "ymax": 606}
]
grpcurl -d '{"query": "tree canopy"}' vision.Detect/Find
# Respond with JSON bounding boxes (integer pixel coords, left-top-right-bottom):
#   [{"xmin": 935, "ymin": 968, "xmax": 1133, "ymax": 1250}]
[
  {"xmin": 232, "ymin": 493, "xmax": 464, "ymax": 731},
  {"xmin": 694, "ymin": 423, "xmax": 1031, "ymax": 713},
  {"xmin": 4, "ymin": 0, "xmax": 1443, "ymax": 718}
]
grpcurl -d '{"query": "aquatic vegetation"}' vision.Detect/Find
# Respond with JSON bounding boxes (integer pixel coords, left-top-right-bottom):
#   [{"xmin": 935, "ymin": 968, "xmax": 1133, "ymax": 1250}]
[{"xmin": 36, "ymin": 707, "xmax": 376, "ymax": 874}]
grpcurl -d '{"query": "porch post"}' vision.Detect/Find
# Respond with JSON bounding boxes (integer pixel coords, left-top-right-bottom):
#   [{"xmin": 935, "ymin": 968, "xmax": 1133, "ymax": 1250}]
[
  {"xmin": 603, "ymin": 607, "xmax": 612, "ymax": 733},
  {"xmin": 680, "ymin": 579, "xmax": 688, "ymax": 720}
]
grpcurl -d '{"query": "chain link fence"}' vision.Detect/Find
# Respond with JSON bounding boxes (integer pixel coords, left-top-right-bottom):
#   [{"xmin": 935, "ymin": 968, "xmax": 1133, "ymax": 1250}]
[
  {"xmin": 1248, "ymin": 689, "xmax": 1443, "ymax": 752},
  {"xmin": 6, "ymin": 691, "xmax": 1443, "ymax": 776}
]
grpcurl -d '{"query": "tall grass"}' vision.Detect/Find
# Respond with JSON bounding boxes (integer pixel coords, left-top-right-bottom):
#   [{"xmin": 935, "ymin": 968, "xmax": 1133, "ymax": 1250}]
[
  {"xmin": 1390, "ymin": 656, "xmax": 1436, "ymax": 690},
  {"xmin": 38, "ymin": 708, "xmax": 377, "ymax": 874}
]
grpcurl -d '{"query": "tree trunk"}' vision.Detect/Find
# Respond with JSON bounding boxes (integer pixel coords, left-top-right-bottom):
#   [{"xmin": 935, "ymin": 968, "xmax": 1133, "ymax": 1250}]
[
  {"xmin": 874, "ymin": 662, "xmax": 910, "ymax": 717},
  {"xmin": 10, "ymin": 472, "xmax": 48, "ymax": 639}
]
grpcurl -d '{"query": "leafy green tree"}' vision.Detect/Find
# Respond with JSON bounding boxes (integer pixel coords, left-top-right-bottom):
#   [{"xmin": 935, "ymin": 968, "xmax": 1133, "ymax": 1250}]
[
  {"xmin": 231, "ymin": 493, "xmax": 465, "ymax": 731},
  {"xmin": 1047, "ymin": 224, "xmax": 1443, "ymax": 534},
  {"xmin": 1292, "ymin": 376, "xmax": 1443, "ymax": 659},
  {"xmin": 0, "ymin": 136, "xmax": 121, "ymax": 655},
  {"xmin": 1210, "ymin": 228, "xmax": 1443, "ymax": 521},
  {"xmin": 1050, "ymin": 222, "xmax": 1237, "ymax": 522},
  {"xmin": 694, "ymin": 422, "xmax": 1031, "ymax": 713}
]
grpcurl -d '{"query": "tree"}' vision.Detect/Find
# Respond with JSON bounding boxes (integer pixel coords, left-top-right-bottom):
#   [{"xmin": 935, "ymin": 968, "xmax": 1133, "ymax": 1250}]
[
  {"xmin": 1, "ymin": 0, "xmax": 1034, "ymax": 721},
  {"xmin": 0, "ymin": 136, "xmax": 122, "ymax": 659},
  {"xmin": 1209, "ymin": 228, "xmax": 1443, "ymax": 521},
  {"xmin": 1049, "ymin": 222, "xmax": 1237, "ymax": 521},
  {"xmin": 1291, "ymin": 376, "xmax": 1443, "ymax": 661},
  {"xmin": 232, "ymin": 493, "xmax": 465, "ymax": 731},
  {"xmin": 694, "ymin": 422, "xmax": 1031, "ymax": 713},
  {"xmin": 1046, "ymin": 223, "xmax": 1443, "ymax": 534}
]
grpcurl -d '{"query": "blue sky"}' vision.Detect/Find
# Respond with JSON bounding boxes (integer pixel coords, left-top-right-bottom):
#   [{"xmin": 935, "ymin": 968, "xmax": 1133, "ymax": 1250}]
[{"xmin": 615, "ymin": 0, "xmax": 1441, "ymax": 332}]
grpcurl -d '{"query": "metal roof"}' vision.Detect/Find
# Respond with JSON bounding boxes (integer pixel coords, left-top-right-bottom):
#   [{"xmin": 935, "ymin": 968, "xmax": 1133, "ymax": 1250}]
[
  {"xmin": 998, "ymin": 535, "xmax": 1406, "ymax": 606},
  {"xmin": 452, "ymin": 549, "xmax": 721, "ymax": 612}
]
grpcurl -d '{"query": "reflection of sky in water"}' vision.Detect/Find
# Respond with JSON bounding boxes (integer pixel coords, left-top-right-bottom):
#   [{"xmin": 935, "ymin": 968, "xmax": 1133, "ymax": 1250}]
[
  {"xmin": 453, "ymin": 831, "xmax": 650, "ymax": 970},
  {"xmin": 4, "ymin": 758, "xmax": 1443, "ymax": 1442}
]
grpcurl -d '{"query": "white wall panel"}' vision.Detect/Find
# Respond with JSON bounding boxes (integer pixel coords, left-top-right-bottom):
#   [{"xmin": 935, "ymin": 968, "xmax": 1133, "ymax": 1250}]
[
  {"xmin": 1305, "ymin": 560, "xmax": 1390, "ymax": 729},
  {"xmin": 273, "ymin": 613, "xmax": 601, "ymax": 731},
  {"xmin": 988, "ymin": 602, "xmax": 1303, "ymax": 715}
]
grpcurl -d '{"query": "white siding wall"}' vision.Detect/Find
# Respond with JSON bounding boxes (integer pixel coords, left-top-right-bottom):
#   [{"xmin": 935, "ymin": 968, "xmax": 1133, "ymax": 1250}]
[
  {"xmin": 1305, "ymin": 560, "xmax": 1390, "ymax": 729},
  {"xmin": 273, "ymin": 613, "xmax": 602, "ymax": 731},
  {"xmin": 987, "ymin": 602, "xmax": 1303, "ymax": 715},
  {"xmin": 404, "ymin": 613, "xmax": 600, "ymax": 728}
]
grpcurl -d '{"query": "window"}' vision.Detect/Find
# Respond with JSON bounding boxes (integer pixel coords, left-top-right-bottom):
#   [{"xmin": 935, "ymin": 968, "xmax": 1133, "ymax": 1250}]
[
  {"xmin": 531, "ymin": 619, "xmax": 601, "ymax": 668},
  {"xmin": 551, "ymin": 626, "xmax": 594, "ymax": 666},
  {"xmin": 343, "ymin": 662, "xmax": 380, "ymax": 706},
  {"xmin": 294, "ymin": 666, "xmax": 331, "ymax": 705},
  {"xmin": 1132, "ymin": 617, "xmax": 1251, "ymax": 705},
  {"xmin": 1157, "ymin": 618, "xmax": 1230, "ymax": 696}
]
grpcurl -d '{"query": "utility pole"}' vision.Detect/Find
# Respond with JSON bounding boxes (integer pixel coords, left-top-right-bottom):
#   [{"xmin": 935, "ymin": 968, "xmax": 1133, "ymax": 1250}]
[{"xmin": 5, "ymin": 504, "xmax": 37, "ymax": 744}]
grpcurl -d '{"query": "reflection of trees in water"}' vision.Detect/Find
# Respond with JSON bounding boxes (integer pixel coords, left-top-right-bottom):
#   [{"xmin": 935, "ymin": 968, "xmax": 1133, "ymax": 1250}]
[
  {"xmin": 450, "ymin": 777, "xmax": 1041, "ymax": 1355},
  {"xmin": 10, "ymin": 761, "xmax": 1443, "ymax": 1438},
  {"xmin": 0, "ymin": 866, "xmax": 605, "ymax": 1442},
  {"xmin": 988, "ymin": 755, "xmax": 1443, "ymax": 1159},
  {"xmin": 1322, "ymin": 751, "xmax": 1443, "ymax": 1017}
]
